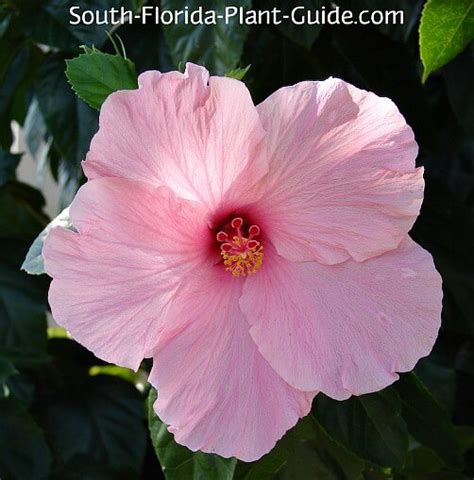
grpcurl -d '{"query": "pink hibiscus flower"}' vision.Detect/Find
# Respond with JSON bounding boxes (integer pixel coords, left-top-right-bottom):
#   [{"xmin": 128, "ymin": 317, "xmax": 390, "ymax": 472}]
[{"xmin": 43, "ymin": 63, "xmax": 442, "ymax": 462}]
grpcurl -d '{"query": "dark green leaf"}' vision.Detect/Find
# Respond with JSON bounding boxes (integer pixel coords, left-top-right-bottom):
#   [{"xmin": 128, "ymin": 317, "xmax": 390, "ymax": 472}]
[
  {"xmin": 403, "ymin": 443, "xmax": 445, "ymax": 476},
  {"xmin": 234, "ymin": 445, "xmax": 287, "ymax": 480},
  {"xmin": 280, "ymin": 415, "xmax": 365, "ymax": 480},
  {"xmin": 35, "ymin": 55, "xmax": 98, "ymax": 204},
  {"xmin": 148, "ymin": 388, "xmax": 237, "ymax": 480},
  {"xmin": 412, "ymin": 176, "xmax": 474, "ymax": 335},
  {"xmin": 0, "ymin": 9, "xmax": 13, "ymax": 39},
  {"xmin": 0, "ymin": 238, "xmax": 49, "ymax": 366},
  {"xmin": 235, "ymin": 415, "xmax": 365, "ymax": 480},
  {"xmin": 36, "ymin": 55, "xmax": 98, "ymax": 166},
  {"xmin": 113, "ymin": 21, "xmax": 174, "ymax": 74},
  {"xmin": 47, "ymin": 337, "xmax": 106, "ymax": 380},
  {"xmin": 313, "ymin": 389, "xmax": 409, "ymax": 468},
  {"xmin": 23, "ymin": 97, "xmax": 51, "ymax": 186},
  {"xmin": 415, "ymin": 358, "xmax": 456, "ymax": 414},
  {"xmin": 162, "ymin": 0, "xmax": 251, "ymax": 75},
  {"xmin": 273, "ymin": 0, "xmax": 324, "ymax": 49},
  {"xmin": 20, "ymin": 0, "xmax": 141, "ymax": 52},
  {"xmin": 419, "ymin": 0, "xmax": 474, "ymax": 82},
  {"xmin": 0, "ymin": 150, "xmax": 21, "ymax": 186},
  {"xmin": 0, "ymin": 181, "xmax": 48, "ymax": 239},
  {"xmin": 0, "ymin": 40, "xmax": 42, "ymax": 148},
  {"xmin": 22, "ymin": 207, "xmax": 73, "ymax": 275},
  {"xmin": 333, "ymin": 0, "xmax": 423, "ymax": 43},
  {"xmin": 0, "ymin": 396, "xmax": 51, "ymax": 480},
  {"xmin": 6, "ymin": 372, "xmax": 35, "ymax": 408},
  {"xmin": 0, "ymin": 356, "xmax": 16, "ymax": 397},
  {"xmin": 38, "ymin": 375, "xmax": 147, "ymax": 475},
  {"xmin": 394, "ymin": 373, "xmax": 463, "ymax": 469},
  {"xmin": 444, "ymin": 45, "xmax": 474, "ymax": 135},
  {"xmin": 455, "ymin": 426, "xmax": 474, "ymax": 454},
  {"xmin": 51, "ymin": 456, "xmax": 136, "ymax": 480},
  {"xmin": 66, "ymin": 48, "xmax": 138, "ymax": 110}
]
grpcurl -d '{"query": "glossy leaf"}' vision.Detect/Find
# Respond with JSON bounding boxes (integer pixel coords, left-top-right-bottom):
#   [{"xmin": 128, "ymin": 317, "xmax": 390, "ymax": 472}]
[
  {"xmin": 19, "ymin": 0, "xmax": 142, "ymax": 52},
  {"xmin": 394, "ymin": 373, "xmax": 463, "ymax": 469},
  {"xmin": 419, "ymin": 0, "xmax": 474, "ymax": 82},
  {"xmin": 38, "ymin": 374, "xmax": 147, "ymax": 475},
  {"xmin": 0, "ymin": 40, "xmax": 42, "ymax": 148},
  {"xmin": 66, "ymin": 48, "xmax": 138, "ymax": 110},
  {"xmin": 0, "ymin": 240, "xmax": 49, "ymax": 366},
  {"xmin": 236, "ymin": 415, "xmax": 365, "ymax": 480},
  {"xmin": 22, "ymin": 207, "xmax": 73, "ymax": 275},
  {"xmin": 0, "ymin": 356, "xmax": 16, "ymax": 397},
  {"xmin": 162, "ymin": 0, "xmax": 251, "ymax": 75},
  {"xmin": 0, "ymin": 181, "xmax": 48, "ymax": 239},
  {"xmin": 35, "ymin": 55, "xmax": 98, "ymax": 205},
  {"xmin": 274, "ymin": 0, "xmax": 323, "ymax": 49},
  {"xmin": 148, "ymin": 388, "xmax": 237, "ymax": 480},
  {"xmin": 0, "ymin": 150, "xmax": 21, "ymax": 186},
  {"xmin": 313, "ymin": 389, "xmax": 409, "ymax": 468},
  {"xmin": 444, "ymin": 45, "xmax": 474, "ymax": 134},
  {"xmin": 0, "ymin": 396, "xmax": 51, "ymax": 480},
  {"xmin": 23, "ymin": 97, "xmax": 51, "ymax": 186}
]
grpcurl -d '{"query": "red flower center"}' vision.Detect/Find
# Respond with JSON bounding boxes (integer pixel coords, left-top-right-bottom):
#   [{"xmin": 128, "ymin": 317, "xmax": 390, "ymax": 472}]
[{"xmin": 216, "ymin": 217, "xmax": 264, "ymax": 277}]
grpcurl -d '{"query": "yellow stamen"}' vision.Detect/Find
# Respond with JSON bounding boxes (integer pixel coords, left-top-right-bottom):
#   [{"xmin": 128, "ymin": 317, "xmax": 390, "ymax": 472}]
[
  {"xmin": 216, "ymin": 217, "xmax": 264, "ymax": 277},
  {"xmin": 221, "ymin": 245, "xmax": 264, "ymax": 277}
]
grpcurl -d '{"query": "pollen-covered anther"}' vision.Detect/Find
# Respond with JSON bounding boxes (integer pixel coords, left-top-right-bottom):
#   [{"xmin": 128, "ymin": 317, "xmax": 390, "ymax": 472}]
[{"xmin": 216, "ymin": 217, "xmax": 264, "ymax": 277}]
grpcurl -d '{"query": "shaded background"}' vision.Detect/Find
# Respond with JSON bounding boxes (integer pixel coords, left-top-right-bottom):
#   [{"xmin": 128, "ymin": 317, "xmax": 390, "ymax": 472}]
[{"xmin": 0, "ymin": 0, "xmax": 473, "ymax": 479}]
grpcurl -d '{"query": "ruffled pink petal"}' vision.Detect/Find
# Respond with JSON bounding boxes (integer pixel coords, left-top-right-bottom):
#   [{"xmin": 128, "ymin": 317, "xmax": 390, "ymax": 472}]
[
  {"xmin": 83, "ymin": 63, "xmax": 267, "ymax": 209},
  {"xmin": 240, "ymin": 238, "xmax": 442, "ymax": 399},
  {"xmin": 43, "ymin": 177, "xmax": 210, "ymax": 370},
  {"xmin": 149, "ymin": 267, "xmax": 314, "ymax": 462},
  {"xmin": 255, "ymin": 78, "xmax": 422, "ymax": 264}
]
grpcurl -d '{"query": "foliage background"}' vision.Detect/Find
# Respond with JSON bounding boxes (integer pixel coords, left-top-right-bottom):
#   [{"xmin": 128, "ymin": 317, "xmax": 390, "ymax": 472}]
[{"xmin": 0, "ymin": 0, "xmax": 473, "ymax": 479}]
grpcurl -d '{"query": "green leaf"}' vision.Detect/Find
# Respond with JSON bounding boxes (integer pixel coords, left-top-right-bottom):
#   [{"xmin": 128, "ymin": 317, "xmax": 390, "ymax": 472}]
[
  {"xmin": 455, "ymin": 426, "xmax": 474, "ymax": 454},
  {"xmin": 0, "ymin": 240, "xmax": 49, "ymax": 366},
  {"xmin": 0, "ymin": 396, "xmax": 51, "ymax": 480},
  {"xmin": 0, "ymin": 150, "xmax": 21, "ymax": 186},
  {"xmin": 235, "ymin": 414, "xmax": 365, "ymax": 480},
  {"xmin": 38, "ymin": 375, "xmax": 147, "ymax": 475},
  {"xmin": 403, "ymin": 443, "xmax": 445, "ymax": 476},
  {"xmin": 0, "ymin": 356, "xmax": 16, "ymax": 397},
  {"xmin": 234, "ymin": 445, "xmax": 288, "ymax": 480},
  {"xmin": 394, "ymin": 373, "xmax": 463, "ymax": 469},
  {"xmin": 23, "ymin": 98, "xmax": 51, "ymax": 186},
  {"xmin": 274, "ymin": 0, "xmax": 324, "ymax": 49},
  {"xmin": 0, "ymin": 9, "xmax": 13, "ymax": 40},
  {"xmin": 444, "ymin": 45, "xmax": 474, "ymax": 135},
  {"xmin": 419, "ymin": 0, "xmax": 474, "ymax": 82},
  {"xmin": 19, "ymin": 0, "xmax": 141, "ymax": 52},
  {"xmin": 6, "ymin": 372, "xmax": 35, "ymax": 408},
  {"xmin": 0, "ymin": 181, "xmax": 49, "ymax": 239},
  {"xmin": 162, "ymin": 0, "xmax": 251, "ymax": 75},
  {"xmin": 225, "ymin": 65, "xmax": 250, "ymax": 80},
  {"xmin": 280, "ymin": 415, "xmax": 365, "ymax": 480},
  {"xmin": 89, "ymin": 365, "xmax": 141, "ymax": 385},
  {"xmin": 0, "ymin": 40, "xmax": 42, "ymax": 148},
  {"xmin": 313, "ymin": 388, "xmax": 409, "ymax": 468},
  {"xmin": 412, "ymin": 176, "xmax": 474, "ymax": 335},
  {"xmin": 415, "ymin": 358, "xmax": 456, "ymax": 414},
  {"xmin": 35, "ymin": 55, "xmax": 98, "ymax": 206},
  {"xmin": 148, "ymin": 388, "xmax": 237, "ymax": 480},
  {"xmin": 50, "ymin": 457, "xmax": 135, "ymax": 480},
  {"xmin": 22, "ymin": 207, "xmax": 73, "ymax": 275},
  {"xmin": 66, "ymin": 49, "xmax": 138, "ymax": 110}
]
